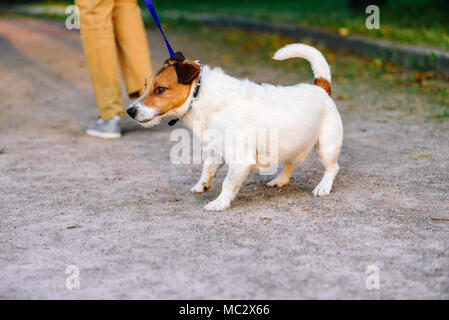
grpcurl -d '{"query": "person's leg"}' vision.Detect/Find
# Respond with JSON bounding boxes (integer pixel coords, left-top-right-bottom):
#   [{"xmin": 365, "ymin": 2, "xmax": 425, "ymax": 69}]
[
  {"xmin": 77, "ymin": 0, "xmax": 124, "ymax": 119},
  {"xmin": 113, "ymin": 0, "xmax": 152, "ymax": 99}
]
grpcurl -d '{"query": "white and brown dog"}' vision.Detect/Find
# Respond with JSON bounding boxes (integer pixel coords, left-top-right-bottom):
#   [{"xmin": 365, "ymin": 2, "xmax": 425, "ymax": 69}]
[{"xmin": 127, "ymin": 43, "xmax": 343, "ymax": 211}]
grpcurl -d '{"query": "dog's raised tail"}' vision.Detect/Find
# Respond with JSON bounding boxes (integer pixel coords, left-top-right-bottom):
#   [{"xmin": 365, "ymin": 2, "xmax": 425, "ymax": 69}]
[{"xmin": 273, "ymin": 43, "xmax": 331, "ymax": 96}]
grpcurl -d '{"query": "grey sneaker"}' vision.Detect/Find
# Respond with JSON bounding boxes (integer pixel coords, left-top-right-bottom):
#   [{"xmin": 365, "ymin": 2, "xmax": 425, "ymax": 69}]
[{"xmin": 86, "ymin": 115, "xmax": 121, "ymax": 139}]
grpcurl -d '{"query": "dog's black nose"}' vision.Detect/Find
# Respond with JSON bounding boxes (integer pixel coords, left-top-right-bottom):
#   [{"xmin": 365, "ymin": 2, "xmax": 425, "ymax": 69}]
[{"xmin": 127, "ymin": 106, "xmax": 137, "ymax": 118}]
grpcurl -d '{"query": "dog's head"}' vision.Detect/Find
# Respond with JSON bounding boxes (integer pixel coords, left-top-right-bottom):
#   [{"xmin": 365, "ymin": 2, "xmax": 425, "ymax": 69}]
[{"xmin": 126, "ymin": 52, "xmax": 201, "ymax": 127}]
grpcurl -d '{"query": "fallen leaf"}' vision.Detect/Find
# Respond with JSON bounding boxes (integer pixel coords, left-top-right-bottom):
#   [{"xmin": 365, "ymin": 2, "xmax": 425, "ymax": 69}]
[
  {"xmin": 408, "ymin": 153, "xmax": 432, "ymax": 160},
  {"xmin": 431, "ymin": 218, "xmax": 449, "ymax": 222},
  {"xmin": 414, "ymin": 73, "xmax": 424, "ymax": 84},
  {"xmin": 337, "ymin": 94, "xmax": 349, "ymax": 101},
  {"xmin": 373, "ymin": 58, "xmax": 383, "ymax": 68},
  {"xmin": 302, "ymin": 38, "xmax": 313, "ymax": 45},
  {"xmin": 348, "ymin": 104, "xmax": 356, "ymax": 111},
  {"xmin": 424, "ymin": 71, "xmax": 437, "ymax": 79},
  {"xmin": 338, "ymin": 28, "xmax": 349, "ymax": 36},
  {"xmin": 385, "ymin": 62, "xmax": 395, "ymax": 72},
  {"xmin": 326, "ymin": 53, "xmax": 336, "ymax": 62},
  {"xmin": 337, "ymin": 77, "xmax": 348, "ymax": 84}
]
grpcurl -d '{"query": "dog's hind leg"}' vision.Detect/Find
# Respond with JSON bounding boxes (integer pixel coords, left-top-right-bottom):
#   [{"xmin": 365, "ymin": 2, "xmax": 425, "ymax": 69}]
[
  {"xmin": 313, "ymin": 104, "xmax": 343, "ymax": 197},
  {"xmin": 191, "ymin": 155, "xmax": 223, "ymax": 194},
  {"xmin": 313, "ymin": 147, "xmax": 340, "ymax": 197},
  {"xmin": 266, "ymin": 161, "xmax": 294, "ymax": 188},
  {"xmin": 204, "ymin": 164, "xmax": 251, "ymax": 212}
]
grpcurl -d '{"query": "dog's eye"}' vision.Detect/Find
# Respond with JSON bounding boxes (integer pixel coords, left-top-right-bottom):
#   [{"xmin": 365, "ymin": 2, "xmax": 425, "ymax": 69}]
[{"xmin": 154, "ymin": 87, "xmax": 166, "ymax": 95}]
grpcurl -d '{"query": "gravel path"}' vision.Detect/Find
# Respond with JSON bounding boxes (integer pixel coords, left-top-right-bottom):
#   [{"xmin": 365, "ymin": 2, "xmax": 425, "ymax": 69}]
[{"xmin": 0, "ymin": 17, "xmax": 448, "ymax": 299}]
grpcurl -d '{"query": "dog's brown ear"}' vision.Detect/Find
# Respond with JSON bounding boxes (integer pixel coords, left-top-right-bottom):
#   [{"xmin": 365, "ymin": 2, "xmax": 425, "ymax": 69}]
[{"xmin": 174, "ymin": 62, "xmax": 200, "ymax": 84}]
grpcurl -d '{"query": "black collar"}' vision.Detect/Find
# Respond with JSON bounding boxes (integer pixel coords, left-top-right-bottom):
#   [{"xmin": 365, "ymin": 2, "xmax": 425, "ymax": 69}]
[
  {"xmin": 168, "ymin": 64, "xmax": 202, "ymax": 126},
  {"xmin": 192, "ymin": 75, "xmax": 202, "ymax": 99}
]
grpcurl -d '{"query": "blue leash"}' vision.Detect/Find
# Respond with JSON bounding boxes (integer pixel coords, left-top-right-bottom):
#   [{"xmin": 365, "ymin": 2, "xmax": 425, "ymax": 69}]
[{"xmin": 143, "ymin": 0, "xmax": 175, "ymax": 57}]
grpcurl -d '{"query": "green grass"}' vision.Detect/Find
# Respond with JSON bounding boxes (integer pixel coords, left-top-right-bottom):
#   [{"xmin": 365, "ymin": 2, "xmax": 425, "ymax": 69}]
[
  {"xmin": 6, "ymin": 1, "xmax": 448, "ymax": 118},
  {"xmin": 145, "ymin": 0, "xmax": 449, "ymax": 50},
  {"xmin": 7, "ymin": 0, "xmax": 449, "ymax": 49},
  {"xmin": 161, "ymin": 19, "xmax": 449, "ymax": 119}
]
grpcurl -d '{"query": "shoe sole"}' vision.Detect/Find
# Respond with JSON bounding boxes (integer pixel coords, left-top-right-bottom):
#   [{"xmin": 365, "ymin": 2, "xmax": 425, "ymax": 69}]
[{"xmin": 86, "ymin": 129, "xmax": 121, "ymax": 140}]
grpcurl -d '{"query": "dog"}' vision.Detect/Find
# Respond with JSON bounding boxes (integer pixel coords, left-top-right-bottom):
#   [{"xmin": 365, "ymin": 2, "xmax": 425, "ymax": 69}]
[{"xmin": 127, "ymin": 43, "xmax": 343, "ymax": 211}]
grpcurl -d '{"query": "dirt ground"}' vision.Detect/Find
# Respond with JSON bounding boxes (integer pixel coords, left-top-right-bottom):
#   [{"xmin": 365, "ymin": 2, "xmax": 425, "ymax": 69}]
[{"xmin": 0, "ymin": 16, "xmax": 448, "ymax": 299}]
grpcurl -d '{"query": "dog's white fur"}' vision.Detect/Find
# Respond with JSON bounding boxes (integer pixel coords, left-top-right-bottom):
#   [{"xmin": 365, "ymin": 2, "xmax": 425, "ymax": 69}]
[{"xmin": 132, "ymin": 44, "xmax": 343, "ymax": 211}]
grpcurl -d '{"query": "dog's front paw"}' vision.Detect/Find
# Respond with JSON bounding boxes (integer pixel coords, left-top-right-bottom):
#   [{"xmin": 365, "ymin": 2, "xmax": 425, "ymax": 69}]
[
  {"xmin": 204, "ymin": 197, "xmax": 231, "ymax": 212},
  {"xmin": 191, "ymin": 182, "xmax": 210, "ymax": 194},
  {"xmin": 312, "ymin": 180, "xmax": 332, "ymax": 197}
]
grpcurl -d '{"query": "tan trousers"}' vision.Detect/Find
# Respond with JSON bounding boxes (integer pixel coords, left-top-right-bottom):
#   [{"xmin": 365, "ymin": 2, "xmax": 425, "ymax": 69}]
[{"xmin": 77, "ymin": 0, "xmax": 152, "ymax": 119}]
